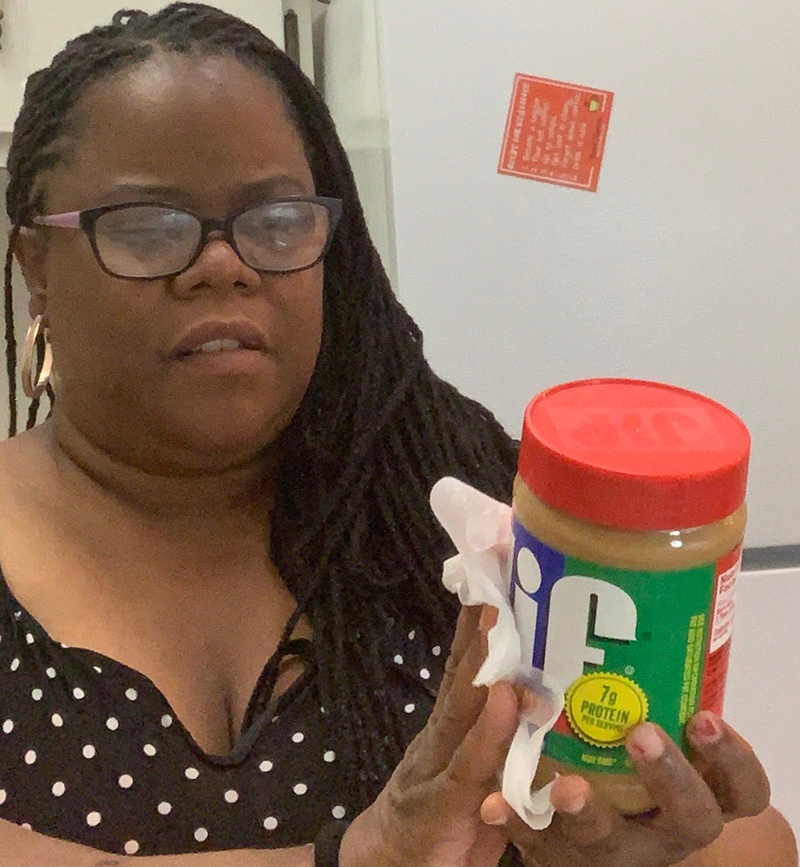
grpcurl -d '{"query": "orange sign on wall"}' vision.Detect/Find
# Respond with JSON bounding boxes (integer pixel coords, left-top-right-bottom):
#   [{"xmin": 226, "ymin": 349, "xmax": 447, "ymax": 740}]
[{"xmin": 498, "ymin": 74, "xmax": 614, "ymax": 192}]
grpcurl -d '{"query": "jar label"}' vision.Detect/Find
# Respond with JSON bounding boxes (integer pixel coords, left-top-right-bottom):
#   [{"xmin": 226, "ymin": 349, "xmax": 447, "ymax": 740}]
[{"xmin": 510, "ymin": 519, "xmax": 741, "ymax": 773}]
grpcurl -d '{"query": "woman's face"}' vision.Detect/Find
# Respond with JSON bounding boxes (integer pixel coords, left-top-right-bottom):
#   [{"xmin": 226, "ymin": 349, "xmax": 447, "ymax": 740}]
[{"xmin": 21, "ymin": 52, "xmax": 324, "ymax": 470}]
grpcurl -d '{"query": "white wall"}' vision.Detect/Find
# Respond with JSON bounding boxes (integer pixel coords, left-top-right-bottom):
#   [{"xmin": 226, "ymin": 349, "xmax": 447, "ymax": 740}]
[
  {"xmin": 376, "ymin": 0, "xmax": 800, "ymax": 549},
  {"xmin": 727, "ymin": 568, "xmax": 800, "ymax": 832}
]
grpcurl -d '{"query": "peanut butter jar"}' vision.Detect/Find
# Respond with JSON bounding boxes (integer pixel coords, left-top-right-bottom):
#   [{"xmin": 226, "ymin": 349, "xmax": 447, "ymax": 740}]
[{"xmin": 510, "ymin": 379, "xmax": 749, "ymax": 814}]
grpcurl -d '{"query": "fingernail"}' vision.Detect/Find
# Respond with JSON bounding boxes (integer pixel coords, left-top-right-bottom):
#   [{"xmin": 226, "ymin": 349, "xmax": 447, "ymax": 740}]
[
  {"xmin": 688, "ymin": 711, "xmax": 723, "ymax": 745},
  {"xmin": 627, "ymin": 723, "xmax": 665, "ymax": 762},
  {"xmin": 558, "ymin": 793, "xmax": 586, "ymax": 815},
  {"xmin": 521, "ymin": 690, "xmax": 539, "ymax": 715},
  {"xmin": 482, "ymin": 804, "xmax": 507, "ymax": 826}
]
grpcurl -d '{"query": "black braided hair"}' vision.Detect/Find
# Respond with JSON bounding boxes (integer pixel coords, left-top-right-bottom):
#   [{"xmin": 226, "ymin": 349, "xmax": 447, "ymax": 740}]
[{"xmin": 3, "ymin": 3, "xmax": 519, "ymax": 807}]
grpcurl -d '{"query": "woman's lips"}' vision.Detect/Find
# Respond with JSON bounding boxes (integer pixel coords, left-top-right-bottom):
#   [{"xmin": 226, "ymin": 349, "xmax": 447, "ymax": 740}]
[{"xmin": 170, "ymin": 319, "xmax": 269, "ymax": 359}]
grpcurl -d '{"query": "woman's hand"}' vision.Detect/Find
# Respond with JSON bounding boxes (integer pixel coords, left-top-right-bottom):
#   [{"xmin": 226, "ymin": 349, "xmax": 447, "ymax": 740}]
[
  {"xmin": 340, "ymin": 605, "xmax": 519, "ymax": 867},
  {"xmin": 480, "ymin": 713, "xmax": 773, "ymax": 867}
]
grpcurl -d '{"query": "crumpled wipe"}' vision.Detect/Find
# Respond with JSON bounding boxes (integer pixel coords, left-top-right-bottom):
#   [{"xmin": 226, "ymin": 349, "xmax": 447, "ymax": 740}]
[{"xmin": 430, "ymin": 476, "xmax": 564, "ymax": 831}]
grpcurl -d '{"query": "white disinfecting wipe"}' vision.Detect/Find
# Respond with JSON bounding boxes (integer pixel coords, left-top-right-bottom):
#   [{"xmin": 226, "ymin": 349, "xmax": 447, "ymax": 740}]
[{"xmin": 430, "ymin": 476, "xmax": 564, "ymax": 831}]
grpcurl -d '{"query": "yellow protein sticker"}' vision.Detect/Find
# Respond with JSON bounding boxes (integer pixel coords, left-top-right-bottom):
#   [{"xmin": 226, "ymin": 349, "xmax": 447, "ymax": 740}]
[{"xmin": 565, "ymin": 672, "xmax": 648, "ymax": 747}]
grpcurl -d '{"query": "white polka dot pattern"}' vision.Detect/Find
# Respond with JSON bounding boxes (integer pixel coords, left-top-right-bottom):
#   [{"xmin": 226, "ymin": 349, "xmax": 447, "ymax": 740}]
[{"xmin": 0, "ymin": 599, "xmax": 445, "ymax": 855}]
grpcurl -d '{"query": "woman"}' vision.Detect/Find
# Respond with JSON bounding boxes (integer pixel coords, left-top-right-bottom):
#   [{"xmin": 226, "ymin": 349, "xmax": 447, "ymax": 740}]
[{"xmin": 0, "ymin": 4, "xmax": 794, "ymax": 865}]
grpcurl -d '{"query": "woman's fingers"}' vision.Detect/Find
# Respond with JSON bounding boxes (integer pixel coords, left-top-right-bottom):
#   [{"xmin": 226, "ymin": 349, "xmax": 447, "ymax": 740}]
[
  {"xmin": 481, "ymin": 717, "xmax": 772, "ymax": 867},
  {"xmin": 433, "ymin": 605, "xmax": 482, "ymax": 708},
  {"xmin": 482, "ymin": 777, "xmax": 625, "ymax": 861},
  {"xmin": 624, "ymin": 723, "xmax": 725, "ymax": 856},
  {"xmin": 442, "ymin": 682, "xmax": 519, "ymax": 804},
  {"xmin": 549, "ymin": 776, "xmax": 624, "ymax": 846},
  {"xmin": 685, "ymin": 711, "xmax": 771, "ymax": 819},
  {"xmin": 407, "ymin": 610, "xmax": 492, "ymax": 784}
]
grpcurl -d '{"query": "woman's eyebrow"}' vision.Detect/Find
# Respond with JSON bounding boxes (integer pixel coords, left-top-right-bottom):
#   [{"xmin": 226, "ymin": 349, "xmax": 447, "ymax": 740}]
[
  {"xmin": 99, "ymin": 182, "xmax": 191, "ymax": 203},
  {"xmin": 238, "ymin": 176, "xmax": 309, "ymax": 197},
  {"xmin": 99, "ymin": 175, "xmax": 310, "ymax": 205}
]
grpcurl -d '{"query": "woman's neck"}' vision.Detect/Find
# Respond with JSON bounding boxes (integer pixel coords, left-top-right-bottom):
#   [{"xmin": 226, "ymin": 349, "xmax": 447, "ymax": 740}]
[{"xmin": 44, "ymin": 412, "xmax": 278, "ymax": 522}]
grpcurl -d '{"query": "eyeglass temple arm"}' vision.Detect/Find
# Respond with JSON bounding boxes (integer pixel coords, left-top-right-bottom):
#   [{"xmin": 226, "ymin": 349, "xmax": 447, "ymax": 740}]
[{"xmin": 31, "ymin": 212, "xmax": 82, "ymax": 228}]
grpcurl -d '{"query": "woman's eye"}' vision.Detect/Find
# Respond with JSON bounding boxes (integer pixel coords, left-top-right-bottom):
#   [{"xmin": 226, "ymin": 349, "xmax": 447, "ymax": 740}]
[
  {"xmin": 108, "ymin": 223, "xmax": 184, "ymax": 244},
  {"xmin": 101, "ymin": 209, "xmax": 192, "ymax": 240},
  {"xmin": 263, "ymin": 216, "xmax": 304, "ymax": 234},
  {"xmin": 259, "ymin": 204, "xmax": 315, "ymax": 233}
]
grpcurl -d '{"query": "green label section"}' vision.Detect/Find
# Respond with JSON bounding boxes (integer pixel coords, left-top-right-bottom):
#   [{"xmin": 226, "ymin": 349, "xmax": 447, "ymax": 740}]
[{"xmin": 543, "ymin": 555, "xmax": 716, "ymax": 773}]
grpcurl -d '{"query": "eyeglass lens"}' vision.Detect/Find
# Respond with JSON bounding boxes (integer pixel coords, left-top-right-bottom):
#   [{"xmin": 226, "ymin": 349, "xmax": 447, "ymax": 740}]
[{"xmin": 93, "ymin": 201, "xmax": 333, "ymax": 278}]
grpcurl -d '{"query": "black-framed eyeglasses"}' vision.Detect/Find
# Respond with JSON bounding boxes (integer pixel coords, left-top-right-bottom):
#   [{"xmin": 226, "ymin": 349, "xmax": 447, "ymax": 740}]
[{"xmin": 30, "ymin": 196, "xmax": 344, "ymax": 280}]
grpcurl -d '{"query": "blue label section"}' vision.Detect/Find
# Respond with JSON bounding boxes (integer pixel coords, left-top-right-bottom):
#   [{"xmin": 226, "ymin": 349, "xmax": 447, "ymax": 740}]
[{"xmin": 510, "ymin": 519, "xmax": 565, "ymax": 669}]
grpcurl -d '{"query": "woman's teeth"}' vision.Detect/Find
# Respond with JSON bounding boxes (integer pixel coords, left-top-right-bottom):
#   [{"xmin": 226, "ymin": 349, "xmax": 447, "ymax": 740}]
[{"xmin": 195, "ymin": 339, "xmax": 244, "ymax": 354}]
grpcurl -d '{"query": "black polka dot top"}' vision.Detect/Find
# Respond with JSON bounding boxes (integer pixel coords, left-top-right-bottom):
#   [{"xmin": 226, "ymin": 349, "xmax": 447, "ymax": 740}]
[{"xmin": 0, "ymin": 571, "xmax": 445, "ymax": 856}]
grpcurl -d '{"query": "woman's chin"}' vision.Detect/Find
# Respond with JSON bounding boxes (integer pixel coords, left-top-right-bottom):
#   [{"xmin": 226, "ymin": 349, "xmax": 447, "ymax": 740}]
[{"xmin": 162, "ymin": 414, "xmax": 284, "ymax": 467}]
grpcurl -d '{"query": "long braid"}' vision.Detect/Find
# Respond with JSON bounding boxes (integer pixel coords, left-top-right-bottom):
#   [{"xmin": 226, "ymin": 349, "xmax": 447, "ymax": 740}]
[
  {"xmin": 3, "ymin": 3, "xmax": 519, "ymax": 809},
  {"xmin": 3, "ymin": 227, "xmax": 19, "ymax": 437}
]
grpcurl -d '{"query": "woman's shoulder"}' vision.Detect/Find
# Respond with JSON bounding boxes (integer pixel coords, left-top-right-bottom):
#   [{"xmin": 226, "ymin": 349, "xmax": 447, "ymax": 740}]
[
  {"xmin": 0, "ymin": 425, "xmax": 51, "ymax": 480},
  {"xmin": 0, "ymin": 427, "xmax": 62, "ymax": 599},
  {"xmin": 0, "ymin": 427, "xmax": 55, "ymax": 520}
]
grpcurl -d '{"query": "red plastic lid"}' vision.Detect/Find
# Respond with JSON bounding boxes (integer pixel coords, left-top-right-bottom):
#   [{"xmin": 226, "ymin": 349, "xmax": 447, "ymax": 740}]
[{"xmin": 518, "ymin": 379, "xmax": 750, "ymax": 531}]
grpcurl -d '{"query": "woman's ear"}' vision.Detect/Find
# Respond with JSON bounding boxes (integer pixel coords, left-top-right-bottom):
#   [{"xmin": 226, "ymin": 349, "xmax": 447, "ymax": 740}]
[{"xmin": 11, "ymin": 228, "xmax": 49, "ymax": 319}]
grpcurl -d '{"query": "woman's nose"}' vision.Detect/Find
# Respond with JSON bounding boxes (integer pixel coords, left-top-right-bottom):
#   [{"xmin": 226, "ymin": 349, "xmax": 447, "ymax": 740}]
[{"xmin": 169, "ymin": 234, "xmax": 262, "ymax": 298}]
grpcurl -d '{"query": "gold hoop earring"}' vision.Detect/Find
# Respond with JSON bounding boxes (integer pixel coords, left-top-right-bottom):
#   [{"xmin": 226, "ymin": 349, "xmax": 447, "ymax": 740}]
[{"xmin": 21, "ymin": 315, "xmax": 53, "ymax": 400}]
